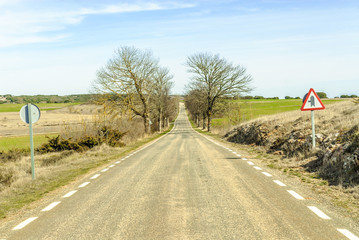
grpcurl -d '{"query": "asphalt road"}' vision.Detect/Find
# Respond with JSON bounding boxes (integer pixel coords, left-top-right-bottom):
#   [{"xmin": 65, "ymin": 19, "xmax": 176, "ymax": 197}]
[{"xmin": 1, "ymin": 103, "xmax": 358, "ymax": 239}]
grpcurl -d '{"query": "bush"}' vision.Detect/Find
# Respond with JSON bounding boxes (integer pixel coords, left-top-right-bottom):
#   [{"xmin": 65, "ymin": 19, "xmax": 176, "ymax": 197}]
[
  {"xmin": 0, "ymin": 166, "xmax": 16, "ymax": 189},
  {"xmin": 0, "ymin": 149, "xmax": 29, "ymax": 163},
  {"xmin": 37, "ymin": 126, "xmax": 127, "ymax": 153}
]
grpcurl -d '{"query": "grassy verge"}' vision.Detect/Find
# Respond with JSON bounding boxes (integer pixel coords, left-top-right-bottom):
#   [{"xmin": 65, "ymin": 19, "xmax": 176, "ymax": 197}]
[
  {"xmin": 0, "ymin": 134, "xmax": 57, "ymax": 152},
  {"xmin": 0, "ymin": 123, "xmax": 174, "ymax": 219}
]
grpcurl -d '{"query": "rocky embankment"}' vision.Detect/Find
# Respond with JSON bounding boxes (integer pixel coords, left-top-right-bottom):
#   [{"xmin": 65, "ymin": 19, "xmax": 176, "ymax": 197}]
[{"xmin": 224, "ymin": 104, "xmax": 359, "ymax": 187}]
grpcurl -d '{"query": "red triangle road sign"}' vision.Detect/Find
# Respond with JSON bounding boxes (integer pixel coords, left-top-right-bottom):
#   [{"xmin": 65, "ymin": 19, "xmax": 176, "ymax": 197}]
[{"xmin": 301, "ymin": 88, "xmax": 325, "ymax": 111}]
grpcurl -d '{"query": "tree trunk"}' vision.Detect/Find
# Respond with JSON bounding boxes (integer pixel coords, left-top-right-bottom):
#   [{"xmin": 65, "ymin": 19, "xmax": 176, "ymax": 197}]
[
  {"xmin": 207, "ymin": 112, "xmax": 211, "ymax": 132},
  {"xmin": 158, "ymin": 108, "xmax": 162, "ymax": 132},
  {"xmin": 202, "ymin": 113, "xmax": 206, "ymax": 129}
]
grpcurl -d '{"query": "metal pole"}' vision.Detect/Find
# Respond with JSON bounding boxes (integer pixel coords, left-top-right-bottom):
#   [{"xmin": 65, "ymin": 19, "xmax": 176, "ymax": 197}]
[
  {"xmin": 311, "ymin": 110, "xmax": 316, "ymax": 149},
  {"xmin": 28, "ymin": 103, "xmax": 35, "ymax": 180}
]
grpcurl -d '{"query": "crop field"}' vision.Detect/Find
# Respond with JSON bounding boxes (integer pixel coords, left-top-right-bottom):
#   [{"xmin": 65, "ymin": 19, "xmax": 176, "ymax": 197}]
[
  {"xmin": 0, "ymin": 134, "xmax": 57, "ymax": 152},
  {"xmin": 0, "ymin": 102, "xmax": 81, "ymax": 113},
  {"xmin": 212, "ymin": 98, "xmax": 344, "ymax": 127},
  {"xmin": 0, "ymin": 103, "xmax": 97, "ymax": 152}
]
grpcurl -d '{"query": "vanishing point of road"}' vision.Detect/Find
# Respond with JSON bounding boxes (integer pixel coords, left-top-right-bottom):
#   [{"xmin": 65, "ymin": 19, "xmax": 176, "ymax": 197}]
[{"xmin": 1, "ymin": 103, "xmax": 358, "ymax": 239}]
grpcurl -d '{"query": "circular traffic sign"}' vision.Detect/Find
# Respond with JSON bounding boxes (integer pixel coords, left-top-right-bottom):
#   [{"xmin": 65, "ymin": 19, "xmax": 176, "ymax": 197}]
[{"xmin": 20, "ymin": 104, "xmax": 41, "ymax": 124}]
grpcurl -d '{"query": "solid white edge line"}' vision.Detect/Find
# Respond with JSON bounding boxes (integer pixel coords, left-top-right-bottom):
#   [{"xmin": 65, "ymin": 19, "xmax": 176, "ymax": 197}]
[
  {"xmin": 273, "ymin": 180, "xmax": 286, "ymax": 186},
  {"xmin": 90, "ymin": 174, "xmax": 100, "ymax": 179},
  {"xmin": 13, "ymin": 217, "xmax": 38, "ymax": 230},
  {"xmin": 287, "ymin": 190, "xmax": 304, "ymax": 200},
  {"xmin": 337, "ymin": 229, "xmax": 359, "ymax": 240},
  {"xmin": 62, "ymin": 190, "xmax": 77, "ymax": 198},
  {"xmin": 307, "ymin": 206, "xmax": 331, "ymax": 219},
  {"xmin": 78, "ymin": 182, "xmax": 90, "ymax": 188},
  {"xmin": 254, "ymin": 166, "xmax": 262, "ymax": 170},
  {"xmin": 42, "ymin": 201, "xmax": 61, "ymax": 212},
  {"xmin": 262, "ymin": 172, "xmax": 272, "ymax": 177}
]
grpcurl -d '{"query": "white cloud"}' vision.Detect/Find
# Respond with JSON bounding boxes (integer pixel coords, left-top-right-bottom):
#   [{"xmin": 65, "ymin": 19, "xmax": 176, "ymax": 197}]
[{"xmin": 0, "ymin": 1, "xmax": 195, "ymax": 48}]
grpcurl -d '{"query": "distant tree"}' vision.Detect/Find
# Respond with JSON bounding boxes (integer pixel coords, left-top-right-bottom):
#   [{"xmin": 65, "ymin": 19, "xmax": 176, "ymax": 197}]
[
  {"xmin": 185, "ymin": 52, "xmax": 252, "ymax": 131},
  {"xmin": 284, "ymin": 96, "xmax": 292, "ymax": 99},
  {"xmin": 254, "ymin": 96, "xmax": 264, "ymax": 99},
  {"xmin": 150, "ymin": 67, "xmax": 174, "ymax": 131},
  {"xmin": 316, "ymin": 92, "xmax": 327, "ymax": 99},
  {"xmin": 350, "ymin": 94, "xmax": 358, "ymax": 98},
  {"xmin": 185, "ymin": 89, "xmax": 207, "ymax": 128},
  {"xmin": 242, "ymin": 96, "xmax": 253, "ymax": 99},
  {"xmin": 341, "ymin": 95, "xmax": 350, "ymax": 98}
]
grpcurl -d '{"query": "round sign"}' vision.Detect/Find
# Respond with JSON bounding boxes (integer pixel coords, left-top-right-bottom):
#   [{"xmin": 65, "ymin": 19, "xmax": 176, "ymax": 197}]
[{"xmin": 20, "ymin": 104, "xmax": 41, "ymax": 124}]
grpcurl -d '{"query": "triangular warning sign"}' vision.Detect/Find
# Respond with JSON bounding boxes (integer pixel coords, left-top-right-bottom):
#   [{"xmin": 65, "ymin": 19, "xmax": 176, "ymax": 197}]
[{"xmin": 301, "ymin": 88, "xmax": 325, "ymax": 111}]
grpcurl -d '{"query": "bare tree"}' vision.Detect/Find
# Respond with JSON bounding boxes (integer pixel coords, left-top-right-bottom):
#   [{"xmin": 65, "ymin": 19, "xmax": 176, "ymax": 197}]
[
  {"xmin": 185, "ymin": 52, "xmax": 252, "ymax": 131},
  {"xmin": 185, "ymin": 89, "xmax": 206, "ymax": 128},
  {"xmin": 151, "ymin": 67, "xmax": 174, "ymax": 131},
  {"xmin": 94, "ymin": 46, "xmax": 159, "ymax": 134}
]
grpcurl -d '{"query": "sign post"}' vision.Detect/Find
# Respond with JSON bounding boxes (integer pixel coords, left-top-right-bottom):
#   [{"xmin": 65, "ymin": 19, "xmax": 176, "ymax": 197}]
[
  {"xmin": 301, "ymin": 88, "xmax": 325, "ymax": 149},
  {"xmin": 20, "ymin": 104, "xmax": 41, "ymax": 180}
]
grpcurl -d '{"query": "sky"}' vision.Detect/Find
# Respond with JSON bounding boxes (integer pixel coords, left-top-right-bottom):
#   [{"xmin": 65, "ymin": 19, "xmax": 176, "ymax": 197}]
[{"xmin": 0, "ymin": 0, "xmax": 358, "ymax": 98}]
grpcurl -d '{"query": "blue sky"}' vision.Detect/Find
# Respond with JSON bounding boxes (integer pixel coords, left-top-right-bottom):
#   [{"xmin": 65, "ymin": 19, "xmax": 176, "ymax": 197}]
[{"xmin": 0, "ymin": 0, "xmax": 358, "ymax": 98}]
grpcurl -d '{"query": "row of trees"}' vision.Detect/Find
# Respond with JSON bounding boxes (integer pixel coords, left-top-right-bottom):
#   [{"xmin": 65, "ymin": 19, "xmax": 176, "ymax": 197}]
[
  {"xmin": 0, "ymin": 94, "xmax": 95, "ymax": 104},
  {"xmin": 93, "ymin": 46, "xmax": 177, "ymax": 133},
  {"xmin": 185, "ymin": 53, "xmax": 252, "ymax": 131}
]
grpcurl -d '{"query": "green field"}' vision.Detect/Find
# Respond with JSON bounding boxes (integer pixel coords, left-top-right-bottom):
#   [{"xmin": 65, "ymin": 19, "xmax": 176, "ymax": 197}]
[
  {"xmin": 0, "ymin": 134, "xmax": 57, "ymax": 152},
  {"xmin": 0, "ymin": 102, "xmax": 81, "ymax": 113},
  {"xmin": 212, "ymin": 98, "xmax": 344, "ymax": 127}
]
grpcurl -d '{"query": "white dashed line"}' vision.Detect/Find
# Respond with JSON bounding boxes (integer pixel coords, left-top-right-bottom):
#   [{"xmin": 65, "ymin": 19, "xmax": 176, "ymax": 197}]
[
  {"xmin": 307, "ymin": 206, "xmax": 331, "ymax": 219},
  {"xmin": 247, "ymin": 161, "xmax": 255, "ymax": 165},
  {"xmin": 90, "ymin": 174, "xmax": 100, "ymax": 179},
  {"xmin": 273, "ymin": 180, "xmax": 286, "ymax": 187},
  {"xmin": 62, "ymin": 190, "xmax": 77, "ymax": 198},
  {"xmin": 42, "ymin": 201, "xmax": 61, "ymax": 212},
  {"xmin": 242, "ymin": 158, "xmax": 248, "ymax": 161},
  {"xmin": 115, "ymin": 161, "xmax": 121, "ymax": 164},
  {"xmin": 254, "ymin": 166, "xmax": 262, "ymax": 170},
  {"xmin": 262, "ymin": 172, "xmax": 272, "ymax": 177},
  {"xmin": 78, "ymin": 182, "xmax": 90, "ymax": 188},
  {"xmin": 101, "ymin": 168, "xmax": 109, "ymax": 172},
  {"xmin": 337, "ymin": 229, "xmax": 359, "ymax": 240},
  {"xmin": 109, "ymin": 165, "xmax": 115, "ymax": 168},
  {"xmin": 13, "ymin": 217, "xmax": 38, "ymax": 230},
  {"xmin": 287, "ymin": 190, "xmax": 304, "ymax": 200},
  {"xmin": 236, "ymin": 154, "xmax": 241, "ymax": 157}
]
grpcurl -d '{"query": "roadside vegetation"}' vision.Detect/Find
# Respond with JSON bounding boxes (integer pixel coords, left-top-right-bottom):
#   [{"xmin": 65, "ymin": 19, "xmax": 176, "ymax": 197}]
[
  {"xmin": 188, "ymin": 99, "xmax": 359, "ymax": 220},
  {"xmin": 0, "ymin": 46, "xmax": 180, "ymax": 220}
]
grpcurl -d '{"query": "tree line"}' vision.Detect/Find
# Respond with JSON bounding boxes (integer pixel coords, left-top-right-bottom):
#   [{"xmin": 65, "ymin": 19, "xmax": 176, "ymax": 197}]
[{"xmin": 0, "ymin": 94, "xmax": 96, "ymax": 104}]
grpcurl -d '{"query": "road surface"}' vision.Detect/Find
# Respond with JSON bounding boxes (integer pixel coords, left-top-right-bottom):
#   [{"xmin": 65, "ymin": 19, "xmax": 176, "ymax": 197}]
[{"xmin": 1, "ymin": 103, "xmax": 358, "ymax": 239}]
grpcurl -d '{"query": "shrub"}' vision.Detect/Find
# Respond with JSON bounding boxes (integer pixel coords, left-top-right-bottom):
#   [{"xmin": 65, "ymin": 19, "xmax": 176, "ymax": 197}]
[
  {"xmin": 0, "ymin": 149, "xmax": 29, "ymax": 163},
  {"xmin": 37, "ymin": 126, "xmax": 127, "ymax": 154},
  {"xmin": 0, "ymin": 166, "xmax": 16, "ymax": 189}
]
